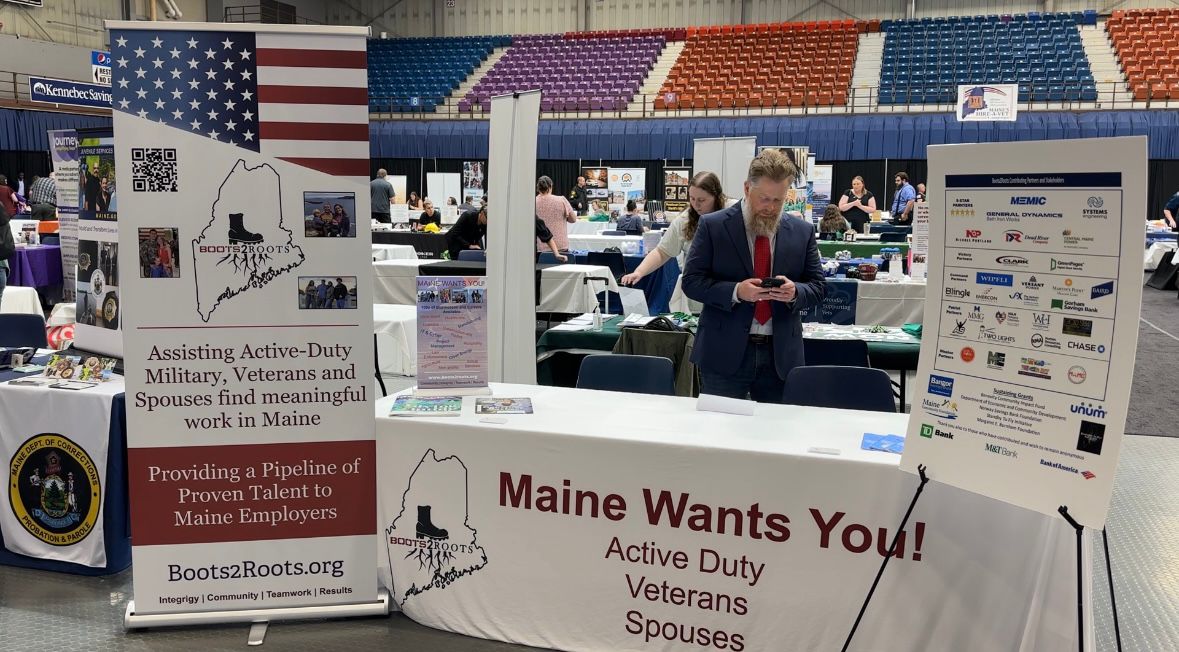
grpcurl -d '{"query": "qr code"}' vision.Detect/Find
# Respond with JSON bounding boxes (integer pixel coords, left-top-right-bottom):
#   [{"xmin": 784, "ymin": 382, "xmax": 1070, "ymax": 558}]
[{"xmin": 131, "ymin": 148, "xmax": 178, "ymax": 192}]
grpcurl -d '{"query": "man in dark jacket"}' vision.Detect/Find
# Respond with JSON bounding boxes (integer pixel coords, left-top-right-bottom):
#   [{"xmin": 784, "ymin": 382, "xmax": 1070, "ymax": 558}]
[
  {"xmin": 446, "ymin": 206, "xmax": 487, "ymax": 260},
  {"xmin": 333, "ymin": 278, "xmax": 350, "ymax": 309},
  {"xmin": 568, "ymin": 176, "xmax": 589, "ymax": 214}
]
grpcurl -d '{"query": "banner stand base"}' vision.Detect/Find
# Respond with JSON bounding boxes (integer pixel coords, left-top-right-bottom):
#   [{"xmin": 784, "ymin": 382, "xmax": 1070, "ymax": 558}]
[
  {"xmin": 413, "ymin": 386, "xmax": 492, "ymax": 398},
  {"xmin": 123, "ymin": 589, "xmax": 391, "ymax": 633}
]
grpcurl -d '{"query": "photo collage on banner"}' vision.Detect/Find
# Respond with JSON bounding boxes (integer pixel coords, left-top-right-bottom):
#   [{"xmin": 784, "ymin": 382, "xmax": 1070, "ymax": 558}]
[
  {"xmin": 109, "ymin": 22, "xmax": 378, "ymax": 616},
  {"xmin": 462, "ymin": 161, "xmax": 484, "ymax": 205},
  {"xmin": 662, "ymin": 167, "xmax": 690, "ymax": 218},
  {"xmin": 48, "ymin": 129, "xmax": 81, "ymax": 301},
  {"xmin": 901, "ymin": 137, "xmax": 1147, "ymax": 529},
  {"xmin": 74, "ymin": 128, "xmax": 122, "ymax": 358},
  {"xmin": 607, "ymin": 168, "xmax": 645, "ymax": 220},
  {"xmin": 581, "ymin": 167, "xmax": 609, "ymax": 218}
]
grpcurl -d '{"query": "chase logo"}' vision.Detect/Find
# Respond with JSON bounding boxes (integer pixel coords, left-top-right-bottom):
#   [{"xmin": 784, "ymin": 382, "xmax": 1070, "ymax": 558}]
[
  {"xmin": 976, "ymin": 272, "xmax": 1013, "ymax": 286},
  {"xmin": 928, "ymin": 374, "xmax": 954, "ymax": 397},
  {"xmin": 1091, "ymin": 281, "xmax": 1114, "ymax": 299},
  {"xmin": 1011, "ymin": 197, "xmax": 1047, "ymax": 205}
]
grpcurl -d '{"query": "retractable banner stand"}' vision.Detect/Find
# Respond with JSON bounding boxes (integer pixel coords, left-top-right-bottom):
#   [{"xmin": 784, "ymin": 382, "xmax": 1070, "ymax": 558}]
[
  {"xmin": 48, "ymin": 129, "xmax": 80, "ymax": 301},
  {"xmin": 608, "ymin": 168, "xmax": 646, "ymax": 217},
  {"xmin": 902, "ymin": 137, "xmax": 1147, "ymax": 530},
  {"xmin": 108, "ymin": 21, "xmax": 386, "ymax": 629}
]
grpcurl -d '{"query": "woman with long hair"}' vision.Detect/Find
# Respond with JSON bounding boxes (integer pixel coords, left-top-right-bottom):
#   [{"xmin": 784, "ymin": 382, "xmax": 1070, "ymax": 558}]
[
  {"xmin": 621, "ymin": 171, "xmax": 726, "ymax": 287},
  {"xmin": 819, "ymin": 203, "xmax": 850, "ymax": 234},
  {"xmin": 407, "ymin": 191, "xmax": 423, "ymax": 211},
  {"xmin": 837, "ymin": 175, "xmax": 876, "ymax": 233}
]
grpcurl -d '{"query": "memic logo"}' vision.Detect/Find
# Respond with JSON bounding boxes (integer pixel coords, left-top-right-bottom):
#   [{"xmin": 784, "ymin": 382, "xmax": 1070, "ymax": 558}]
[{"xmin": 1011, "ymin": 196, "xmax": 1047, "ymax": 205}]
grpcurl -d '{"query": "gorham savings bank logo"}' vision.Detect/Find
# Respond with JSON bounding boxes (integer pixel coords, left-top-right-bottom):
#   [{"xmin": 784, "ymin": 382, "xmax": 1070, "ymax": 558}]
[
  {"xmin": 385, "ymin": 449, "xmax": 487, "ymax": 606},
  {"xmin": 9, "ymin": 434, "xmax": 101, "ymax": 546}
]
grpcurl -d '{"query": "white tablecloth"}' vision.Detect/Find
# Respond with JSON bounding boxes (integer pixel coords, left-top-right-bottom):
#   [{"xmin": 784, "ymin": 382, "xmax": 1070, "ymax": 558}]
[
  {"xmin": 1145, "ymin": 242, "xmax": 1177, "ymax": 271},
  {"xmin": 567, "ymin": 234, "xmax": 643, "ymax": 253},
  {"xmin": 372, "ymin": 261, "xmax": 621, "ymax": 314},
  {"xmin": 856, "ymin": 279, "xmax": 927, "ymax": 326},
  {"xmin": 373, "ymin": 303, "xmax": 417, "ymax": 376},
  {"xmin": 0, "ymin": 286, "xmax": 43, "ymax": 317},
  {"xmin": 372, "ymin": 244, "xmax": 419, "ymax": 262},
  {"xmin": 567, "ymin": 221, "xmax": 605, "ymax": 236},
  {"xmin": 375, "ymin": 383, "xmax": 1086, "ymax": 652}
]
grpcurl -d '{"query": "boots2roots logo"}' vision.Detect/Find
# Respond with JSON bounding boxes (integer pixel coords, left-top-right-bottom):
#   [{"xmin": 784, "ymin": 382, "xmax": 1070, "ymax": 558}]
[
  {"xmin": 9, "ymin": 434, "xmax": 101, "ymax": 546},
  {"xmin": 385, "ymin": 449, "xmax": 488, "ymax": 606}
]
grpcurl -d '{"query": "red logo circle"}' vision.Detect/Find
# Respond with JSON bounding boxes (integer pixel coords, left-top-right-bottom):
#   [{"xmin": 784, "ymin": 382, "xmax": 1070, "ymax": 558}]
[{"xmin": 960, "ymin": 347, "xmax": 975, "ymax": 362}]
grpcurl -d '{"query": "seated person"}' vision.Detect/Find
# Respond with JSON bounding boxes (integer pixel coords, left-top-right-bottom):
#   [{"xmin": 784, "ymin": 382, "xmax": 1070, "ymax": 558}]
[
  {"xmin": 818, "ymin": 204, "xmax": 850, "ymax": 236},
  {"xmin": 415, "ymin": 199, "xmax": 442, "ymax": 231},
  {"xmin": 615, "ymin": 200, "xmax": 646, "ymax": 235}
]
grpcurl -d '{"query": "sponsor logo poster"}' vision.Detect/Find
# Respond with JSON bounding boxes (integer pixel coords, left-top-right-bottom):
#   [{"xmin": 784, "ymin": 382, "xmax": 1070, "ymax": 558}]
[
  {"xmin": 48, "ymin": 129, "xmax": 80, "ymax": 301},
  {"xmin": 903, "ymin": 138, "xmax": 1147, "ymax": 529},
  {"xmin": 416, "ymin": 276, "xmax": 488, "ymax": 391},
  {"xmin": 111, "ymin": 22, "xmax": 376, "ymax": 615},
  {"xmin": 956, "ymin": 84, "xmax": 1019, "ymax": 122}
]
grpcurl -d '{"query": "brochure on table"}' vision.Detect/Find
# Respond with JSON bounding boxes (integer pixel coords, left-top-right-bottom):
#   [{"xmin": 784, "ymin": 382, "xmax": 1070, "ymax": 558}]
[
  {"xmin": 416, "ymin": 276, "xmax": 489, "ymax": 395},
  {"xmin": 49, "ymin": 128, "xmax": 80, "ymax": 301},
  {"xmin": 110, "ymin": 21, "xmax": 378, "ymax": 618},
  {"xmin": 901, "ymin": 137, "xmax": 1147, "ymax": 529}
]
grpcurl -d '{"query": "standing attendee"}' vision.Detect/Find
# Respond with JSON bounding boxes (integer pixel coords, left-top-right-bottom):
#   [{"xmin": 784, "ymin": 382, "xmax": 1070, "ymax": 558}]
[
  {"xmin": 836, "ymin": 176, "xmax": 876, "ymax": 233},
  {"xmin": 0, "ymin": 175, "xmax": 18, "ymax": 217},
  {"xmin": 682, "ymin": 148, "xmax": 826, "ymax": 403},
  {"xmin": 915, "ymin": 182, "xmax": 927, "ymax": 203},
  {"xmin": 535, "ymin": 176, "xmax": 576, "ymax": 253},
  {"xmin": 15, "ymin": 172, "xmax": 25, "ymax": 198},
  {"xmin": 0, "ymin": 204, "xmax": 12, "ymax": 305},
  {"xmin": 370, "ymin": 169, "xmax": 395, "ymax": 224},
  {"xmin": 568, "ymin": 176, "xmax": 589, "ymax": 214},
  {"xmin": 616, "ymin": 200, "xmax": 646, "ymax": 235},
  {"xmin": 621, "ymin": 171, "xmax": 727, "ymax": 287},
  {"xmin": 890, "ymin": 172, "xmax": 916, "ymax": 225},
  {"xmin": 333, "ymin": 278, "xmax": 349, "ymax": 309},
  {"xmin": 446, "ymin": 205, "xmax": 487, "ymax": 261},
  {"xmin": 1163, "ymin": 190, "xmax": 1179, "ymax": 231},
  {"xmin": 28, "ymin": 174, "xmax": 57, "ymax": 221},
  {"xmin": 407, "ymin": 191, "xmax": 424, "ymax": 211},
  {"xmin": 415, "ymin": 199, "xmax": 442, "ymax": 231}
]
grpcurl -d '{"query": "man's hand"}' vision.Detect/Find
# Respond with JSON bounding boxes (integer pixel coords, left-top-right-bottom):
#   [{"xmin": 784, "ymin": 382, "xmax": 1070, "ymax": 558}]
[
  {"xmin": 736, "ymin": 278, "xmax": 771, "ymax": 303},
  {"xmin": 767, "ymin": 276, "xmax": 796, "ymax": 302}
]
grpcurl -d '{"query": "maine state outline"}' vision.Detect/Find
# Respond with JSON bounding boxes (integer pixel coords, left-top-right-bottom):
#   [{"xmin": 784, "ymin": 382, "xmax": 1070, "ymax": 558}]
[
  {"xmin": 191, "ymin": 160, "xmax": 305, "ymax": 322},
  {"xmin": 385, "ymin": 449, "xmax": 488, "ymax": 606}
]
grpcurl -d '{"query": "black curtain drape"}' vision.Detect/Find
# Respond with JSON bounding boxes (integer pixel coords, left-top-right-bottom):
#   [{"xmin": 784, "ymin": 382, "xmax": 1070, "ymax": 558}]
[
  {"xmin": 536, "ymin": 160, "xmax": 580, "ymax": 199},
  {"xmin": 1147, "ymin": 160, "xmax": 1179, "ymax": 221},
  {"xmin": 1, "ymin": 151, "xmax": 51, "ymax": 191}
]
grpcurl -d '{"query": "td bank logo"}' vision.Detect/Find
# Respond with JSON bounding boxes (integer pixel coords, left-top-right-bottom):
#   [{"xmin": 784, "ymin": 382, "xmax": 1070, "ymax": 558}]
[
  {"xmin": 920, "ymin": 424, "xmax": 934, "ymax": 438},
  {"xmin": 920, "ymin": 424, "xmax": 953, "ymax": 440}
]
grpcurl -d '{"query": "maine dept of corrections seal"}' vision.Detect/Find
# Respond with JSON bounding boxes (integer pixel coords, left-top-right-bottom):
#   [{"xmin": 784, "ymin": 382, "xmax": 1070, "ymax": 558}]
[{"xmin": 9, "ymin": 434, "xmax": 101, "ymax": 546}]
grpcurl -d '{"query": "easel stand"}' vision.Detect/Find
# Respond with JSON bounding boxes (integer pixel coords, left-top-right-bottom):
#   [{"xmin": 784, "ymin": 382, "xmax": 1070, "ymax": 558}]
[
  {"xmin": 841, "ymin": 465, "xmax": 930, "ymax": 652},
  {"xmin": 1058, "ymin": 507, "xmax": 1125, "ymax": 652}
]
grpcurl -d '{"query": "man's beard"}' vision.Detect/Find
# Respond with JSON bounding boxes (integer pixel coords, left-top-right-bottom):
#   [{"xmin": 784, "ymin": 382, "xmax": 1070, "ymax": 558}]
[{"xmin": 748, "ymin": 209, "xmax": 781, "ymax": 237}]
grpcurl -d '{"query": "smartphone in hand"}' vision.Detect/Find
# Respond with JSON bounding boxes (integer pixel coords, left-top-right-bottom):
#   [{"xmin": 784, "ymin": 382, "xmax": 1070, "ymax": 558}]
[{"xmin": 759, "ymin": 278, "xmax": 785, "ymax": 288}]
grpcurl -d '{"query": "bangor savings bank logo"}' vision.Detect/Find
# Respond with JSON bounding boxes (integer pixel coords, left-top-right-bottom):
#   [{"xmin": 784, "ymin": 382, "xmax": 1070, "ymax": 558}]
[{"xmin": 9, "ymin": 434, "xmax": 101, "ymax": 546}]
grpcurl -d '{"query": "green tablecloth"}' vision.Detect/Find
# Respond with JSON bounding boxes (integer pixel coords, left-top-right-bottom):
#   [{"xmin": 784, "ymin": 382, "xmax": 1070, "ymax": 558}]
[{"xmin": 817, "ymin": 242, "xmax": 910, "ymax": 259}]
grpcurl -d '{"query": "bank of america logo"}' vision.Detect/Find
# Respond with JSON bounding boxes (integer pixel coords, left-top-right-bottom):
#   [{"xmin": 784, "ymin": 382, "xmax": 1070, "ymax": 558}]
[{"xmin": 1081, "ymin": 470, "xmax": 1096, "ymax": 479}]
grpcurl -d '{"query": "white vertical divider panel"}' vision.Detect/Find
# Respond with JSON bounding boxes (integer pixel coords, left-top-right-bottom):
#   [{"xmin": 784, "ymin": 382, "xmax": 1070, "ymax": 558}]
[
  {"xmin": 693, "ymin": 136, "xmax": 757, "ymax": 199},
  {"xmin": 487, "ymin": 90, "xmax": 541, "ymax": 384}
]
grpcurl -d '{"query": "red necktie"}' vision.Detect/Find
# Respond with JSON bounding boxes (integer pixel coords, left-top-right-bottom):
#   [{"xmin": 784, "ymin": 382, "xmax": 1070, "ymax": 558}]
[{"xmin": 754, "ymin": 235, "xmax": 772, "ymax": 325}]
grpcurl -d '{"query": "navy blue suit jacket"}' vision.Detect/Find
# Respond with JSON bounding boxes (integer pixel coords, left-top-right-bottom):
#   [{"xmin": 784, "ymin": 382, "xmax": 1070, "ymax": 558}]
[{"xmin": 682, "ymin": 202, "xmax": 826, "ymax": 380}]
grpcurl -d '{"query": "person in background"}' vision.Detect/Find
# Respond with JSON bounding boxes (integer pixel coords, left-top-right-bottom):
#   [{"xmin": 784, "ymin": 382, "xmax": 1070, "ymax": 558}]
[
  {"xmin": 304, "ymin": 280, "xmax": 316, "ymax": 309},
  {"xmin": 890, "ymin": 172, "xmax": 916, "ymax": 225},
  {"xmin": 447, "ymin": 204, "xmax": 487, "ymax": 261},
  {"xmin": 621, "ymin": 170, "xmax": 726, "ymax": 295},
  {"xmin": 458, "ymin": 196, "xmax": 478, "ymax": 213},
  {"xmin": 915, "ymin": 182, "xmax": 927, "ymax": 203},
  {"xmin": 15, "ymin": 172, "xmax": 25, "ymax": 198},
  {"xmin": 407, "ymin": 191, "xmax": 424, "ymax": 211},
  {"xmin": 616, "ymin": 200, "xmax": 647, "ymax": 235},
  {"xmin": 371, "ymin": 169, "xmax": 395, "ymax": 223},
  {"xmin": 0, "ymin": 204, "xmax": 11, "ymax": 305},
  {"xmin": 535, "ymin": 175, "xmax": 576, "ymax": 253},
  {"xmin": 819, "ymin": 204, "xmax": 850, "ymax": 234},
  {"xmin": 0, "ymin": 175, "xmax": 18, "ymax": 217},
  {"xmin": 447, "ymin": 197, "xmax": 458, "ymax": 207},
  {"xmin": 836, "ymin": 175, "xmax": 875, "ymax": 233},
  {"xmin": 682, "ymin": 148, "xmax": 826, "ymax": 403},
  {"xmin": 1163, "ymin": 190, "xmax": 1179, "ymax": 231},
  {"xmin": 568, "ymin": 176, "xmax": 589, "ymax": 214},
  {"xmin": 415, "ymin": 199, "xmax": 442, "ymax": 231},
  {"xmin": 333, "ymin": 278, "xmax": 349, "ymax": 309},
  {"xmin": 316, "ymin": 279, "xmax": 330, "ymax": 308},
  {"xmin": 27, "ymin": 174, "xmax": 57, "ymax": 221},
  {"xmin": 535, "ymin": 215, "xmax": 568, "ymax": 262}
]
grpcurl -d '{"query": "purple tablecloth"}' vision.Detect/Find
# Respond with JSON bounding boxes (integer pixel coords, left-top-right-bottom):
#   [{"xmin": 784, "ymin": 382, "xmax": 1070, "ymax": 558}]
[{"xmin": 8, "ymin": 245, "xmax": 63, "ymax": 288}]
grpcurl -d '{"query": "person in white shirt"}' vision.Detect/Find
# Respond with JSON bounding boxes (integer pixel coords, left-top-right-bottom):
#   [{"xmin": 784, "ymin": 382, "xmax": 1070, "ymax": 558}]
[{"xmin": 621, "ymin": 171, "xmax": 727, "ymax": 287}]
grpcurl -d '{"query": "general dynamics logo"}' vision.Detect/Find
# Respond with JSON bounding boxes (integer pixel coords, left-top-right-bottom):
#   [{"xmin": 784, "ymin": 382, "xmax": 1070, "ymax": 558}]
[{"xmin": 976, "ymin": 272, "xmax": 1013, "ymax": 286}]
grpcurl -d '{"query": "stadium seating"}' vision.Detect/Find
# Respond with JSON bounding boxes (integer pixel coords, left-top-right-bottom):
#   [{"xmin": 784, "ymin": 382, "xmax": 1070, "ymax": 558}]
[
  {"xmin": 656, "ymin": 20, "xmax": 859, "ymax": 110},
  {"xmin": 367, "ymin": 35, "xmax": 509, "ymax": 113},
  {"xmin": 460, "ymin": 31, "xmax": 667, "ymax": 113},
  {"xmin": 878, "ymin": 12, "xmax": 1097, "ymax": 104},
  {"xmin": 1107, "ymin": 8, "xmax": 1179, "ymax": 100}
]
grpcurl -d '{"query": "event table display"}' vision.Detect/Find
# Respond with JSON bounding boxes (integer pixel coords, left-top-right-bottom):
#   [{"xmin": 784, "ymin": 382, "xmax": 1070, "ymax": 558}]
[
  {"xmin": 374, "ymin": 303, "xmax": 418, "ymax": 376},
  {"xmin": 0, "ymin": 286, "xmax": 44, "ymax": 317},
  {"xmin": 0, "ymin": 357, "xmax": 130, "ymax": 576},
  {"xmin": 817, "ymin": 241, "xmax": 910, "ymax": 259},
  {"xmin": 568, "ymin": 221, "xmax": 608, "ymax": 236},
  {"xmin": 570, "ymin": 253, "xmax": 680, "ymax": 316},
  {"xmin": 372, "ymin": 243, "xmax": 420, "ymax": 261},
  {"xmin": 8, "ymin": 244, "xmax": 63, "ymax": 288},
  {"xmin": 375, "ymin": 384, "xmax": 1085, "ymax": 651},
  {"xmin": 373, "ymin": 230, "xmax": 450, "ymax": 258},
  {"xmin": 567, "ymin": 234, "xmax": 644, "ymax": 253}
]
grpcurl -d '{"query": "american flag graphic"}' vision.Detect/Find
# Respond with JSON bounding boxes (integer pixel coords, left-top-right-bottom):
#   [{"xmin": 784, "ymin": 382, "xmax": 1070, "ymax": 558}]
[
  {"xmin": 1081, "ymin": 470, "xmax": 1096, "ymax": 480},
  {"xmin": 109, "ymin": 28, "xmax": 369, "ymax": 181}
]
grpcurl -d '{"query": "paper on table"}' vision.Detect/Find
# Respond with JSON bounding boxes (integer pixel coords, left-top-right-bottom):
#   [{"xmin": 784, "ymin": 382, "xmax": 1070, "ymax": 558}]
[
  {"xmin": 696, "ymin": 393, "xmax": 756, "ymax": 416},
  {"xmin": 550, "ymin": 324, "xmax": 589, "ymax": 332}
]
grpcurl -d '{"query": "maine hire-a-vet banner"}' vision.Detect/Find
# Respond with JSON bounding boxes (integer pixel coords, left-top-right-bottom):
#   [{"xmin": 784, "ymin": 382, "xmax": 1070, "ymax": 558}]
[{"xmin": 109, "ymin": 22, "xmax": 377, "ymax": 615}]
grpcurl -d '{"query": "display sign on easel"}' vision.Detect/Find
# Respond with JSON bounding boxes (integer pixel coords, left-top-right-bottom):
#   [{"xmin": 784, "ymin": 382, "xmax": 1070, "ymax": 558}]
[
  {"xmin": 415, "ymin": 276, "xmax": 488, "ymax": 395},
  {"xmin": 48, "ymin": 129, "xmax": 80, "ymax": 301},
  {"xmin": 910, "ymin": 203, "xmax": 929, "ymax": 281}
]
